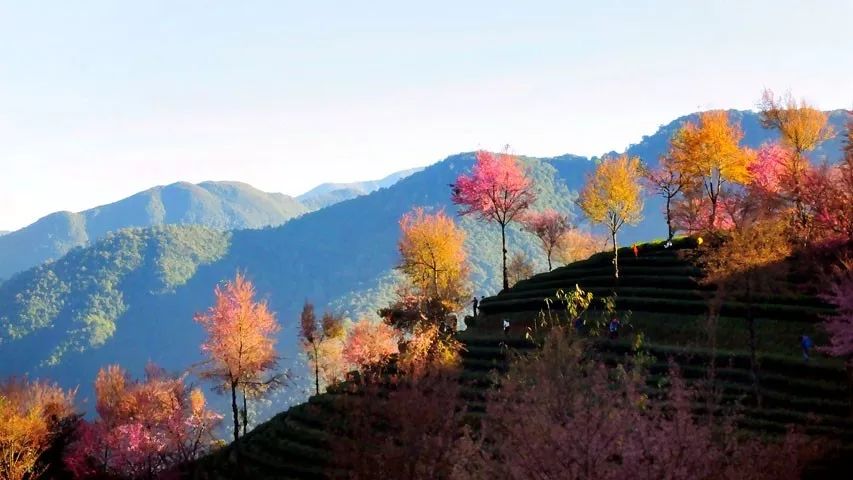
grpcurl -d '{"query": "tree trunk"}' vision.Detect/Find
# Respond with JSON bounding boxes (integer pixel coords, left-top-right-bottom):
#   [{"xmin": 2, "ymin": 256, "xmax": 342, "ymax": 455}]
[
  {"xmin": 611, "ymin": 230, "xmax": 619, "ymax": 279},
  {"xmin": 241, "ymin": 390, "xmax": 248, "ymax": 436},
  {"xmin": 230, "ymin": 381, "xmax": 240, "ymax": 443},
  {"xmin": 709, "ymin": 195, "xmax": 718, "ymax": 230},
  {"xmin": 547, "ymin": 249, "xmax": 552, "ymax": 272},
  {"xmin": 315, "ymin": 349, "xmax": 321, "ymax": 396},
  {"xmin": 665, "ymin": 195, "xmax": 674, "ymax": 241},
  {"xmin": 501, "ymin": 222, "xmax": 509, "ymax": 290}
]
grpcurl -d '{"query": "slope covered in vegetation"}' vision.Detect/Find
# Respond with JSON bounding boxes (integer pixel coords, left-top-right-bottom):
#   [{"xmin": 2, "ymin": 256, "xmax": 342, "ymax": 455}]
[
  {"xmin": 191, "ymin": 239, "xmax": 852, "ymax": 479},
  {"xmin": 0, "ymin": 181, "xmax": 306, "ymax": 281}
]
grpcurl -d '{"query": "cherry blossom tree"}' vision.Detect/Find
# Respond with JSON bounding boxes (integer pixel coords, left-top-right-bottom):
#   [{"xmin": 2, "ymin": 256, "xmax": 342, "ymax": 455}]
[
  {"xmin": 194, "ymin": 273, "xmax": 282, "ymax": 444},
  {"xmin": 522, "ymin": 209, "xmax": 571, "ymax": 271},
  {"xmin": 342, "ymin": 318, "xmax": 400, "ymax": 374},
  {"xmin": 64, "ymin": 364, "xmax": 221, "ymax": 479},
  {"xmin": 451, "ymin": 150, "xmax": 536, "ymax": 290}
]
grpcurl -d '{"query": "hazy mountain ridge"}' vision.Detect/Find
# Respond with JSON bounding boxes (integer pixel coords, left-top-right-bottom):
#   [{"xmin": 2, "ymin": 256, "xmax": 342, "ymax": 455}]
[
  {"xmin": 0, "ymin": 181, "xmax": 307, "ymax": 281},
  {"xmin": 297, "ymin": 167, "xmax": 424, "ymax": 210}
]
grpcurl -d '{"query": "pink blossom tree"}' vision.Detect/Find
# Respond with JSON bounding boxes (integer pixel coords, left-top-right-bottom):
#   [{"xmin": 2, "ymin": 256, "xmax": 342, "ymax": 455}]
[
  {"xmin": 64, "ymin": 364, "xmax": 221, "ymax": 479},
  {"xmin": 451, "ymin": 150, "xmax": 536, "ymax": 290},
  {"xmin": 522, "ymin": 209, "xmax": 571, "ymax": 271},
  {"xmin": 748, "ymin": 142, "xmax": 789, "ymax": 198},
  {"xmin": 342, "ymin": 318, "xmax": 400, "ymax": 374}
]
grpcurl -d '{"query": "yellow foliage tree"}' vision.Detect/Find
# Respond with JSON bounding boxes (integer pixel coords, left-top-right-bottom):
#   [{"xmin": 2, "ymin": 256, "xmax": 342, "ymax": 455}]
[
  {"xmin": 670, "ymin": 110, "xmax": 754, "ymax": 229},
  {"xmin": 578, "ymin": 154, "xmax": 644, "ymax": 278},
  {"xmin": 0, "ymin": 378, "xmax": 76, "ymax": 480},
  {"xmin": 398, "ymin": 207, "xmax": 470, "ymax": 310}
]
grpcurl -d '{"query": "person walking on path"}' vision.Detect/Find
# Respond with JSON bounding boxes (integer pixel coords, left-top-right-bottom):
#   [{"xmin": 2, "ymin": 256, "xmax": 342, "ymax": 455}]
[
  {"xmin": 800, "ymin": 333, "xmax": 813, "ymax": 362},
  {"xmin": 608, "ymin": 317, "xmax": 620, "ymax": 339},
  {"xmin": 503, "ymin": 319, "xmax": 510, "ymax": 336},
  {"xmin": 632, "ymin": 244, "xmax": 639, "ymax": 258},
  {"xmin": 472, "ymin": 296, "xmax": 479, "ymax": 317}
]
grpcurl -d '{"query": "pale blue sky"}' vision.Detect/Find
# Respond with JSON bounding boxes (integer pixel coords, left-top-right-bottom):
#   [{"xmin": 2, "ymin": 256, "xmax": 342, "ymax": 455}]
[{"xmin": 1, "ymin": 0, "xmax": 851, "ymax": 231}]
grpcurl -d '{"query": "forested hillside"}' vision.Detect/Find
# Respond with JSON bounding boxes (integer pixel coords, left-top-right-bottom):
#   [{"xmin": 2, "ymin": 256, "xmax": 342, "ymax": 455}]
[{"xmin": 0, "ymin": 181, "xmax": 306, "ymax": 281}]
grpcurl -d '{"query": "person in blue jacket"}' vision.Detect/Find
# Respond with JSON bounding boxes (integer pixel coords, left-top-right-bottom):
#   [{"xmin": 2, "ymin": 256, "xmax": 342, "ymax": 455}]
[{"xmin": 800, "ymin": 333, "xmax": 813, "ymax": 362}]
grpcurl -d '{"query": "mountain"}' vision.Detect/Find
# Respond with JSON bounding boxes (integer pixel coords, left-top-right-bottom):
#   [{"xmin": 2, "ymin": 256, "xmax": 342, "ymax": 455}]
[
  {"xmin": 0, "ymin": 181, "xmax": 308, "ymax": 281},
  {"xmin": 0, "ymin": 109, "xmax": 847, "ymax": 413},
  {"xmin": 297, "ymin": 167, "xmax": 424, "ymax": 210}
]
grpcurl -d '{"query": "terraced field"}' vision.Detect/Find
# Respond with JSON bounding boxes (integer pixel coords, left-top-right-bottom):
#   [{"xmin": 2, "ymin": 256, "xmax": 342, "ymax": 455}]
[{"xmin": 194, "ymin": 238, "xmax": 853, "ymax": 478}]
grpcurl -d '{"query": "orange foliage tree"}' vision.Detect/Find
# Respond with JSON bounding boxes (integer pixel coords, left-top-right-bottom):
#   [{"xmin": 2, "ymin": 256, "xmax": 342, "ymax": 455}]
[
  {"xmin": 0, "ymin": 378, "xmax": 76, "ymax": 480},
  {"xmin": 670, "ymin": 110, "xmax": 754, "ymax": 230},
  {"xmin": 398, "ymin": 207, "xmax": 470, "ymax": 311},
  {"xmin": 578, "ymin": 154, "xmax": 644, "ymax": 278},
  {"xmin": 299, "ymin": 302, "xmax": 345, "ymax": 395},
  {"xmin": 194, "ymin": 273, "xmax": 282, "ymax": 443},
  {"xmin": 553, "ymin": 228, "xmax": 605, "ymax": 265}
]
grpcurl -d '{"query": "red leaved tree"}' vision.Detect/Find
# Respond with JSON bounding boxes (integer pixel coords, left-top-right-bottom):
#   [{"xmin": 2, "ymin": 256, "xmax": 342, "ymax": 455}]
[
  {"xmin": 522, "ymin": 209, "xmax": 571, "ymax": 271},
  {"xmin": 194, "ymin": 273, "xmax": 282, "ymax": 444},
  {"xmin": 451, "ymin": 150, "xmax": 536, "ymax": 290}
]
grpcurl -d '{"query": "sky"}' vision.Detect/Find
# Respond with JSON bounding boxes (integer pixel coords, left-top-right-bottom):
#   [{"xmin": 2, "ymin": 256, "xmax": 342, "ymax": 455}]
[{"xmin": 1, "ymin": 1, "xmax": 851, "ymax": 231}]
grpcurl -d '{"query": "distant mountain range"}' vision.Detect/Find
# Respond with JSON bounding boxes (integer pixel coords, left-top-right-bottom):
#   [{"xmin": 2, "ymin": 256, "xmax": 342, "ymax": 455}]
[
  {"xmin": 0, "ymin": 109, "xmax": 847, "ymax": 413},
  {"xmin": 0, "ymin": 169, "xmax": 421, "ymax": 282},
  {"xmin": 296, "ymin": 167, "xmax": 424, "ymax": 210}
]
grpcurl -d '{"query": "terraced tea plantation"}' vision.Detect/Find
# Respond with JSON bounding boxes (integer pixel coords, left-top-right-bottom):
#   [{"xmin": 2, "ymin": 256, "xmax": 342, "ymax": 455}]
[
  {"xmin": 479, "ymin": 238, "xmax": 851, "ymax": 432},
  {"xmin": 195, "ymin": 238, "xmax": 853, "ymax": 478}
]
